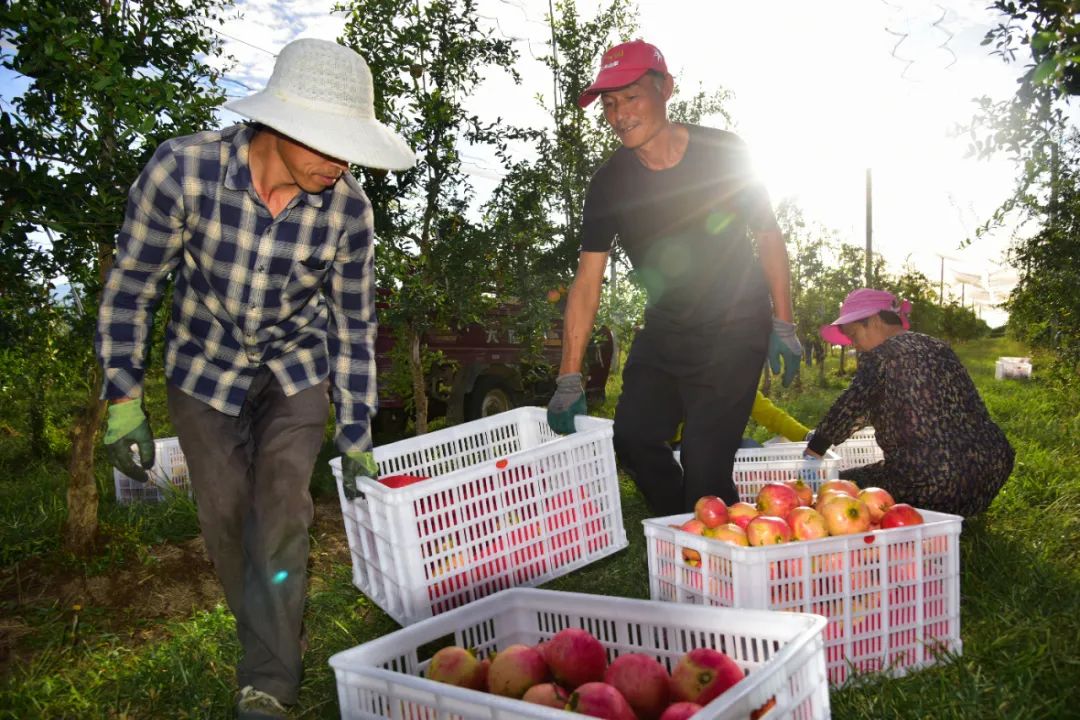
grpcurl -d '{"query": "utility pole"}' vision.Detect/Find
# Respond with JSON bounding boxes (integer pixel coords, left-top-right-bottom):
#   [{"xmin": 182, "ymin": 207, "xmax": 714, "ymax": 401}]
[
  {"xmin": 865, "ymin": 168, "xmax": 873, "ymax": 286},
  {"xmin": 547, "ymin": 0, "xmax": 561, "ymax": 121},
  {"xmin": 939, "ymin": 255, "xmax": 944, "ymax": 306},
  {"xmin": 1050, "ymin": 138, "xmax": 1059, "ymax": 228},
  {"xmin": 933, "ymin": 253, "xmax": 959, "ymax": 306}
]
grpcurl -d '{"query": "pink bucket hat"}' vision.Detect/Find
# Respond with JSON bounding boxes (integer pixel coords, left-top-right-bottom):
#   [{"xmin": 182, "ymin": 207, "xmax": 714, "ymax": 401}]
[{"xmin": 820, "ymin": 288, "xmax": 912, "ymax": 346}]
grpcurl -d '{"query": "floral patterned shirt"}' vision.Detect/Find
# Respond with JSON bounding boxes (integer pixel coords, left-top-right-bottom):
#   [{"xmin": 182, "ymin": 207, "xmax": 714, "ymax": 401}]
[{"xmin": 807, "ymin": 332, "xmax": 1014, "ymax": 516}]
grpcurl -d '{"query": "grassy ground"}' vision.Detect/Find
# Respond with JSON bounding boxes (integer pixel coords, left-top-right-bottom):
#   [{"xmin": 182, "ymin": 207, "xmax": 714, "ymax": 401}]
[{"xmin": 1, "ymin": 337, "xmax": 1077, "ymax": 718}]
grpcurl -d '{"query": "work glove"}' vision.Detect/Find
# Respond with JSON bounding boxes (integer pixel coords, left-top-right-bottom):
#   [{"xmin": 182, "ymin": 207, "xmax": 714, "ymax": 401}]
[
  {"xmin": 767, "ymin": 318, "xmax": 803, "ymax": 387},
  {"xmin": 341, "ymin": 450, "xmax": 378, "ymax": 501},
  {"xmin": 547, "ymin": 372, "xmax": 587, "ymax": 435},
  {"xmin": 103, "ymin": 401, "xmax": 155, "ymax": 483}
]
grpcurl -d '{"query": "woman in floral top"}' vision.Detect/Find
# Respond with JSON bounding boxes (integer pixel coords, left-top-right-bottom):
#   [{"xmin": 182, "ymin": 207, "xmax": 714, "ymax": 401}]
[{"xmin": 805, "ymin": 289, "xmax": 1014, "ymax": 516}]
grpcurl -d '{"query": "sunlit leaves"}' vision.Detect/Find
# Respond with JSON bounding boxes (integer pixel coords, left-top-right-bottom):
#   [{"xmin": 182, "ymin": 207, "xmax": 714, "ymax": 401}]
[
  {"xmin": 0, "ymin": 0, "xmax": 234, "ymax": 531},
  {"xmin": 337, "ymin": 0, "xmax": 529, "ymax": 430},
  {"xmin": 971, "ymin": 1, "xmax": 1080, "ymax": 371}
]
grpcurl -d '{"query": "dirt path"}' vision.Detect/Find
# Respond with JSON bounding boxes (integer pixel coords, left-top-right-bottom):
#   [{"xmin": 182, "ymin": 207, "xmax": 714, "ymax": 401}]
[{"xmin": 0, "ymin": 496, "xmax": 349, "ymax": 675}]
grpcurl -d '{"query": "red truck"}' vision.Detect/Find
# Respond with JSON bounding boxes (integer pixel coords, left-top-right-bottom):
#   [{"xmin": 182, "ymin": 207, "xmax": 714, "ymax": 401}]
[{"xmin": 372, "ymin": 307, "xmax": 615, "ymax": 435}]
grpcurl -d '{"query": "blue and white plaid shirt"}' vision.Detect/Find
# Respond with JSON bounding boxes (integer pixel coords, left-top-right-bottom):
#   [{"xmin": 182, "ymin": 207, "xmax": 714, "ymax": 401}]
[{"xmin": 95, "ymin": 124, "xmax": 377, "ymax": 453}]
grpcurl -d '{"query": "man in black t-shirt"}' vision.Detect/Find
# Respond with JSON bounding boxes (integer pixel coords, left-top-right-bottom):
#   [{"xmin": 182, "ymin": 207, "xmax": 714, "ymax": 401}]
[{"xmin": 546, "ymin": 39, "xmax": 802, "ymax": 512}]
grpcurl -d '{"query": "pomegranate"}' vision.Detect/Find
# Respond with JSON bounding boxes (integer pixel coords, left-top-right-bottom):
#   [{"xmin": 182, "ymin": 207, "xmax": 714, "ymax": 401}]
[
  {"xmin": 603, "ymin": 653, "xmax": 671, "ymax": 720},
  {"xmin": 486, "ymin": 644, "xmax": 548, "ymax": 698},
  {"xmin": 541, "ymin": 628, "xmax": 608, "ymax": 690}
]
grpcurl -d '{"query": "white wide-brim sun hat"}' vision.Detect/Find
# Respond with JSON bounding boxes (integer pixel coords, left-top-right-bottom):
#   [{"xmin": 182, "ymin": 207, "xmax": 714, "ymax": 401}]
[{"xmin": 225, "ymin": 38, "xmax": 416, "ymax": 171}]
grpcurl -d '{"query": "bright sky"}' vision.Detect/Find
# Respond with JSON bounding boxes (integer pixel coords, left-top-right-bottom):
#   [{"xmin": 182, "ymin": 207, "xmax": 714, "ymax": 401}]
[
  {"xmin": 209, "ymin": 0, "xmax": 1037, "ymax": 325},
  {"xmin": 3, "ymin": 0, "xmax": 1045, "ymax": 325}
]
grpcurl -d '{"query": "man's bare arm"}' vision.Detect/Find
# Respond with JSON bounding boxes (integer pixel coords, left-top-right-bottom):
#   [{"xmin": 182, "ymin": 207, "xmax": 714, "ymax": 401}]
[{"xmin": 559, "ymin": 251, "xmax": 609, "ymax": 375}]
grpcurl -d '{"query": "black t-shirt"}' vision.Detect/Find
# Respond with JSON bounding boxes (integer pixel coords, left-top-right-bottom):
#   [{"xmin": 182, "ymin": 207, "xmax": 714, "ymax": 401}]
[{"xmin": 581, "ymin": 125, "xmax": 778, "ymax": 329}]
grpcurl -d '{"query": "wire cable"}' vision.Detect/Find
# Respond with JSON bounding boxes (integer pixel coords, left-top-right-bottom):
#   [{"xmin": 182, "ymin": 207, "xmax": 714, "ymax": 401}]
[
  {"xmin": 213, "ymin": 28, "xmax": 278, "ymax": 57},
  {"xmin": 932, "ymin": 4, "xmax": 958, "ymax": 70}
]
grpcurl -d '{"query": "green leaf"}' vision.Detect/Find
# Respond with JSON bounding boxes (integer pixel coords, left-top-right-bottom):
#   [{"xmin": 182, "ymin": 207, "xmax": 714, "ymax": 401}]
[
  {"xmin": 139, "ymin": 114, "xmax": 157, "ymax": 135},
  {"xmin": 1030, "ymin": 31, "xmax": 1056, "ymax": 53},
  {"xmin": 1031, "ymin": 57, "xmax": 1058, "ymax": 85}
]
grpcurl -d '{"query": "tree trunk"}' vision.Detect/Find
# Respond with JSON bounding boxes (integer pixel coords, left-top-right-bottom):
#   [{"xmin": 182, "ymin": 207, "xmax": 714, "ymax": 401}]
[
  {"xmin": 64, "ymin": 369, "xmax": 107, "ymax": 555},
  {"xmin": 408, "ymin": 326, "xmax": 429, "ymax": 435},
  {"xmin": 63, "ymin": 243, "xmax": 113, "ymax": 554},
  {"xmin": 817, "ymin": 341, "xmax": 826, "ymax": 386},
  {"xmin": 839, "ymin": 345, "xmax": 846, "ymax": 375},
  {"xmin": 63, "ymin": 1, "xmax": 117, "ymax": 554}
]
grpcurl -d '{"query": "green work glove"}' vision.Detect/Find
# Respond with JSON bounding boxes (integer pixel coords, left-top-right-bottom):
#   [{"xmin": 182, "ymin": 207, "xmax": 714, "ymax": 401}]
[
  {"xmin": 341, "ymin": 450, "xmax": 378, "ymax": 501},
  {"xmin": 103, "ymin": 401, "xmax": 155, "ymax": 483},
  {"xmin": 767, "ymin": 318, "xmax": 803, "ymax": 387},
  {"xmin": 547, "ymin": 372, "xmax": 587, "ymax": 435}
]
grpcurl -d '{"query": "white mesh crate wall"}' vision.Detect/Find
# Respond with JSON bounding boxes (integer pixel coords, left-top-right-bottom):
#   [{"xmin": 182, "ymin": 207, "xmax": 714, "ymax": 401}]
[
  {"xmin": 644, "ymin": 510, "xmax": 962, "ymax": 686},
  {"xmin": 331, "ymin": 408, "xmax": 628, "ymax": 626},
  {"xmin": 329, "ymin": 588, "xmax": 829, "ymax": 720},
  {"xmin": 674, "ymin": 446, "xmax": 841, "ymax": 504}
]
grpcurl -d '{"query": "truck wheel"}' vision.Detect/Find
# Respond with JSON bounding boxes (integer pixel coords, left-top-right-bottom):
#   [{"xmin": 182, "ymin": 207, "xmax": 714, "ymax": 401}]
[{"xmin": 466, "ymin": 377, "xmax": 517, "ymax": 421}]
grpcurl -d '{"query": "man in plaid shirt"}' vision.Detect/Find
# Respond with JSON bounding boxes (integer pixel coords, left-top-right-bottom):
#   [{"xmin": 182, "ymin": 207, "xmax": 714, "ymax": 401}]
[{"xmin": 95, "ymin": 39, "xmax": 414, "ymax": 718}]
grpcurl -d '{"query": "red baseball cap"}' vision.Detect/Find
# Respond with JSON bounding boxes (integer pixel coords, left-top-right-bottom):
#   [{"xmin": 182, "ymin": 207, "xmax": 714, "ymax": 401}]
[{"xmin": 578, "ymin": 39, "xmax": 668, "ymax": 108}]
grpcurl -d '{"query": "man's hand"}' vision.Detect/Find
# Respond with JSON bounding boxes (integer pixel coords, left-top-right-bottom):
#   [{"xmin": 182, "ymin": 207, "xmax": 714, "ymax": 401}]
[
  {"xmin": 768, "ymin": 318, "xmax": 803, "ymax": 387},
  {"xmin": 341, "ymin": 450, "xmax": 378, "ymax": 500},
  {"xmin": 547, "ymin": 372, "xmax": 587, "ymax": 435},
  {"xmin": 103, "ymin": 400, "xmax": 155, "ymax": 483}
]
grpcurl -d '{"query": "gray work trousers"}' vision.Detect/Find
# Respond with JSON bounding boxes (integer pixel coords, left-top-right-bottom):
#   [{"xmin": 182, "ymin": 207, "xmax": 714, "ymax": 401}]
[{"xmin": 167, "ymin": 369, "xmax": 329, "ymax": 705}]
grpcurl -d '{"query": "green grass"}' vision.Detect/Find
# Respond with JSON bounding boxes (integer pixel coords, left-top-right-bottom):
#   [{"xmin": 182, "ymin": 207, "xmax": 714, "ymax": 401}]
[
  {"xmin": 827, "ymin": 338, "xmax": 1080, "ymax": 720},
  {"xmin": 1, "ymin": 338, "xmax": 1078, "ymax": 718}
]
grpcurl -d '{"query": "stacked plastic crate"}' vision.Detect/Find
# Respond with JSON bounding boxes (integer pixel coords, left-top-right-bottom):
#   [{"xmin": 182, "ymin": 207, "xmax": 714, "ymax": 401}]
[
  {"xmin": 643, "ymin": 456, "xmax": 962, "ymax": 686},
  {"xmin": 995, "ymin": 356, "xmax": 1032, "ymax": 380},
  {"xmin": 328, "ymin": 409, "xmax": 833, "ymax": 718}
]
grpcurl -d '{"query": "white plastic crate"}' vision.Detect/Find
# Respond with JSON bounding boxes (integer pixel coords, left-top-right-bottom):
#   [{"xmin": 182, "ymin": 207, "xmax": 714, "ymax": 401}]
[
  {"xmin": 644, "ymin": 509, "xmax": 962, "ymax": 686},
  {"xmin": 755, "ymin": 429, "xmax": 884, "ymax": 473},
  {"xmin": 729, "ymin": 446, "xmax": 841, "ymax": 503},
  {"xmin": 833, "ymin": 428, "xmax": 885, "ymax": 471},
  {"xmin": 995, "ymin": 356, "xmax": 1032, "ymax": 380},
  {"xmin": 331, "ymin": 408, "xmax": 628, "ymax": 627},
  {"xmin": 113, "ymin": 436, "xmax": 191, "ymax": 504},
  {"xmin": 673, "ymin": 446, "xmax": 841, "ymax": 504},
  {"xmin": 847, "ymin": 428, "xmax": 877, "ymax": 442},
  {"xmin": 329, "ymin": 588, "xmax": 830, "ymax": 720}
]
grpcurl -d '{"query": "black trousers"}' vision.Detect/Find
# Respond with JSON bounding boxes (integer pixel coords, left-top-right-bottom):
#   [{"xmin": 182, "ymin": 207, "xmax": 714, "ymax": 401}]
[
  {"xmin": 612, "ymin": 317, "xmax": 769, "ymax": 514},
  {"xmin": 167, "ymin": 369, "xmax": 329, "ymax": 704}
]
